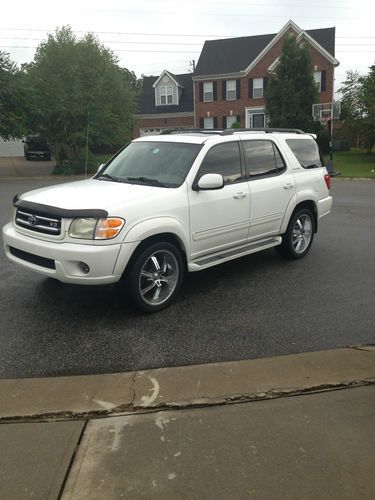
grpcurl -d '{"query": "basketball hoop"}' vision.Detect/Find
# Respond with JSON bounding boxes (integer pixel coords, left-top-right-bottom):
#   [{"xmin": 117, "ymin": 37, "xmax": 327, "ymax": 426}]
[{"xmin": 312, "ymin": 101, "xmax": 341, "ymax": 124}]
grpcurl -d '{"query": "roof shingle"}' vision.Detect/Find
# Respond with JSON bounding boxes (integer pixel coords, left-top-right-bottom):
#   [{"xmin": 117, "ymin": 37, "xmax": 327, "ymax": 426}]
[
  {"xmin": 136, "ymin": 73, "xmax": 194, "ymax": 115},
  {"xmin": 194, "ymin": 27, "xmax": 336, "ymax": 77}
]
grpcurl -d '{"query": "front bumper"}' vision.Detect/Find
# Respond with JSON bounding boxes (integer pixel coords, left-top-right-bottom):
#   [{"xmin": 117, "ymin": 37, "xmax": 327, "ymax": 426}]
[{"xmin": 2, "ymin": 223, "xmax": 135, "ymax": 285}]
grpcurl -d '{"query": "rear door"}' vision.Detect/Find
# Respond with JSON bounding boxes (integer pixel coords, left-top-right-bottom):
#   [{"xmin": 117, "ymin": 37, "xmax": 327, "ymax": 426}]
[{"xmin": 240, "ymin": 139, "xmax": 295, "ymax": 240}]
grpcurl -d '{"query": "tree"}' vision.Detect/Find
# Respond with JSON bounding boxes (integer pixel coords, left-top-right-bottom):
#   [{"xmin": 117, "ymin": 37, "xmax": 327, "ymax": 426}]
[
  {"xmin": 25, "ymin": 26, "xmax": 135, "ymax": 157},
  {"xmin": 339, "ymin": 66, "xmax": 375, "ymax": 153},
  {"xmin": 266, "ymin": 35, "xmax": 318, "ymax": 131},
  {"xmin": 0, "ymin": 51, "xmax": 30, "ymax": 139},
  {"xmin": 361, "ymin": 65, "xmax": 375, "ymax": 152}
]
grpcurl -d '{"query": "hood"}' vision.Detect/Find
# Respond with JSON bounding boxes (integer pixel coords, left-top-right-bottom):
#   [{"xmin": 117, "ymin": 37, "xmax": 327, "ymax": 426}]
[{"xmin": 19, "ymin": 179, "xmax": 171, "ymax": 212}]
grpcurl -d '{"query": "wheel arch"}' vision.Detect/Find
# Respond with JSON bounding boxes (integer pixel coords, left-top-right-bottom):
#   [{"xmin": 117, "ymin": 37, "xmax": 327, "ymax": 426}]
[
  {"xmin": 281, "ymin": 195, "xmax": 318, "ymax": 234},
  {"xmin": 122, "ymin": 230, "xmax": 189, "ymax": 279}
]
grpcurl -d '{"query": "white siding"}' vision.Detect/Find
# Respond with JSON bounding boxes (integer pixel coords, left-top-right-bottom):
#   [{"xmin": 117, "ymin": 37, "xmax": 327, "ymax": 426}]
[{"xmin": 155, "ymin": 74, "xmax": 178, "ymax": 106}]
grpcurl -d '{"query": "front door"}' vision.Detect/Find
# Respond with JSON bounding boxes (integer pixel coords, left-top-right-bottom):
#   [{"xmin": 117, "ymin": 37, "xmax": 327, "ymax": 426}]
[
  {"xmin": 245, "ymin": 107, "xmax": 266, "ymax": 128},
  {"xmin": 188, "ymin": 141, "xmax": 250, "ymax": 259}
]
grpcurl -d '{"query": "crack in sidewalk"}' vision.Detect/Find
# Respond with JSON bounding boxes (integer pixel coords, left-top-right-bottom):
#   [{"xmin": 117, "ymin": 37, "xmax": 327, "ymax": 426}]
[{"xmin": 1, "ymin": 377, "xmax": 374, "ymax": 424}]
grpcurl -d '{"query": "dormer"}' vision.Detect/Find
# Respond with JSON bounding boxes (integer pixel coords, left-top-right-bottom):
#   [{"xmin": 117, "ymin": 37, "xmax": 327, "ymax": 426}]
[{"xmin": 153, "ymin": 70, "xmax": 184, "ymax": 106}]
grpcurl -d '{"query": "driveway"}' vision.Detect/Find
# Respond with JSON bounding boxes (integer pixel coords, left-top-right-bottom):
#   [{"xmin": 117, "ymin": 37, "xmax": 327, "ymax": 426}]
[{"xmin": 0, "ymin": 156, "xmax": 56, "ymax": 177}]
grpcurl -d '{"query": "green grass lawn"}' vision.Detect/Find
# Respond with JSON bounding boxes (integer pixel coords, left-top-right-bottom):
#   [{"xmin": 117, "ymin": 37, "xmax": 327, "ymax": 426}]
[{"xmin": 324, "ymin": 149, "xmax": 375, "ymax": 178}]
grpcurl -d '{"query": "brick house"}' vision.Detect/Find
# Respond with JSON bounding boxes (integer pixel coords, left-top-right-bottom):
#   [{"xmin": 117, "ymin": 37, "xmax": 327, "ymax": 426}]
[
  {"xmin": 134, "ymin": 70, "xmax": 194, "ymax": 137},
  {"xmin": 133, "ymin": 21, "xmax": 339, "ymax": 136},
  {"xmin": 193, "ymin": 20, "xmax": 339, "ymax": 129}
]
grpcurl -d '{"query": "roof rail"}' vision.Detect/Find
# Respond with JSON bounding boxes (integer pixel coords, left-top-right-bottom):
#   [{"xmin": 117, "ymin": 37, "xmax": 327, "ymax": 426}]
[
  {"xmin": 159, "ymin": 128, "xmax": 224, "ymax": 135},
  {"xmin": 159, "ymin": 127, "xmax": 306, "ymax": 136},
  {"xmin": 222, "ymin": 127, "xmax": 306, "ymax": 135}
]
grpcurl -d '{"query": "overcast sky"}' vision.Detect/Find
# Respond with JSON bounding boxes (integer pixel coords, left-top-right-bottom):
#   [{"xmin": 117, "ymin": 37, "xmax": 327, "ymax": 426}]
[{"xmin": 1, "ymin": 0, "xmax": 375, "ymax": 93}]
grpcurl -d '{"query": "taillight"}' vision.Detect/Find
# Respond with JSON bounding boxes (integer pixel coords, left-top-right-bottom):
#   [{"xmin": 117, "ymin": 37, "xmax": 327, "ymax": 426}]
[{"xmin": 324, "ymin": 174, "xmax": 330, "ymax": 190}]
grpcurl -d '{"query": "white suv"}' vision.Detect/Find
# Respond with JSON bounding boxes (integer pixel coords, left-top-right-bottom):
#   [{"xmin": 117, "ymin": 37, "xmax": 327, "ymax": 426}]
[{"xmin": 2, "ymin": 129, "xmax": 332, "ymax": 312}]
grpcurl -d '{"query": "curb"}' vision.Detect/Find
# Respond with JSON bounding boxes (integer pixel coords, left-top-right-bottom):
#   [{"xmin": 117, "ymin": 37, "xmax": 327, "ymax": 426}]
[{"xmin": 0, "ymin": 346, "xmax": 374, "ymax": 422}]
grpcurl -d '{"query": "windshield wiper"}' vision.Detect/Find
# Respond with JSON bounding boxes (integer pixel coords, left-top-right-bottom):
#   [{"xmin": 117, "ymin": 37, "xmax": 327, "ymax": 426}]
[
  {"xmin": 126, "ymin": 176, "xmax": 169, "ymax": 187},
  {"xmin": 96, "ymin": 173, "xmax": 123, "ymax": 182}
]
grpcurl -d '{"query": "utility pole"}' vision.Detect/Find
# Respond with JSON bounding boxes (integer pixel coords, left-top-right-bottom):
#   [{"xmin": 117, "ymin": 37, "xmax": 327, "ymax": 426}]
[{"xmin": 85, "ymin": 111, "xmax": 90, "ymax": 178}]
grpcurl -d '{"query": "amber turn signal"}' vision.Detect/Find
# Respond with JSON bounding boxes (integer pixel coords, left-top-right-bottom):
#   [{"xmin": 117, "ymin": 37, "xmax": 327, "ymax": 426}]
[{"xmin": 94, "ymin": 217, "xmax": 125, "ymax": 239}]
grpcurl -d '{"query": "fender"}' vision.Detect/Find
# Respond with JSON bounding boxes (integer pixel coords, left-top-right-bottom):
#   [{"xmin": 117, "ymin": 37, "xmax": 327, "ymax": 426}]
[
  {"xmin": 113, "ymin": 217, "xmax": 191, "ymax": 277},
  {"xmin": 280, "ymin": 190, "xmax": 318, "ymax": 234},
  {"xmin": 124, "ymin": 216, "xmax": 190, "ymax": 255}
]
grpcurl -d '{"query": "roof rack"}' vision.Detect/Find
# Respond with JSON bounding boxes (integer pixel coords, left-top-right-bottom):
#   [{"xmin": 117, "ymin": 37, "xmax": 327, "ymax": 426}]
[
  {"xmin": 222, "ymin": 128, "xmax": 306, "ymax": 135},
  {"xmin": 159, "ymin": 128, "xmax": 224, "ymax": 135},
  {"xmin": 159, "ymin": 127, "xmax": 306, "ymax": 136}
]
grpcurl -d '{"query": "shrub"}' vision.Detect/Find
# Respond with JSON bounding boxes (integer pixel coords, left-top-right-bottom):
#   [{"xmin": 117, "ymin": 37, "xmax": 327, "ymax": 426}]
[
  {"xmin": 316, "ymin": 129, "xmax": 331, "ymax": 154},
  {"xmin": 70, "ymin": 149, "xmax": 98, "ymax": 174}
]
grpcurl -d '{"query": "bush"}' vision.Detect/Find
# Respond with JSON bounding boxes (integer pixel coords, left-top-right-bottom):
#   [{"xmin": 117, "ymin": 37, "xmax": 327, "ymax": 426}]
[
  {"xmin": 316, "ymin": 129, "xmax": 331, "ymax": 154},
  {"xmin": 70, "ymin": 149, "xmax": 98, "ymax": 174},
  {"xmin": 53, "ymin": 148, "xmax": 99, "ymax": 175}
]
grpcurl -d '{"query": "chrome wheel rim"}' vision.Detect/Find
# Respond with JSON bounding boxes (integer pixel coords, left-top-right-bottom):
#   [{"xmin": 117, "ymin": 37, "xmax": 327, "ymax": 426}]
[
  {"xmin": 292, "ymin": 215, "xmax": 312, "ymax": 254},
  {"xmin": 139, "ymin": 250, "xmax": 179, "ymax": 306}
]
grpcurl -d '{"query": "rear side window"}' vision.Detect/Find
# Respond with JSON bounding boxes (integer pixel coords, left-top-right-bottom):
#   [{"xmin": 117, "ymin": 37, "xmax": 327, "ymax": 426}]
[
  {"xmin": 198, "ymin": 142, "xmax": 242, "ymax": 184},
  {"xmin": 286, "ymin": 139, "xmax": 323, "ymax": 168},
  {"xmin": 242, "ymin": 140, "xmax": 286, "ymax": 179}
]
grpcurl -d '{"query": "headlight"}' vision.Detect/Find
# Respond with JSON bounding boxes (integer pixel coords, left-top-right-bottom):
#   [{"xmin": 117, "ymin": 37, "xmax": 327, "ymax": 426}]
[{"xmin": 69, "ymin": 217, "xmax": 125, "ymax": 240}]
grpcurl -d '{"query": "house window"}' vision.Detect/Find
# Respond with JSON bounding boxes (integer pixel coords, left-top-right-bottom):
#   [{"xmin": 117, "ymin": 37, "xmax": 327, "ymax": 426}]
[
  {"xmin": 314, "ymin": 71, "xmax": 321, "ymax": 92},
  {"xmin": 226, "ymin": 116, "xmax": 237, "ymax": 129},
  {"xmin": 203, "ymin": 82, "xmax": 213, "ymax": 102},
  {"xmin": 253, "ymin": 78, "xmax": 263, "ymax": 99},
  {"xmin": 204, "ymin": 117, "xmax": 214, "ymax": 129},
  {"xmin": 160, "ymin": 85, "xmax": 173, "ymax": 105},
  {"xmin": 226, "ymin": 80, "xmax": 236, "ymax": 100}
]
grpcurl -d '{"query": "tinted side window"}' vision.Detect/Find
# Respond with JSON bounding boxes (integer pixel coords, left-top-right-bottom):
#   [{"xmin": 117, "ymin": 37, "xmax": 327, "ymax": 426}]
[
  {"xmin": 286, "ymin": 139, "xmax": 323, "ymax": 168},
  {"xmin": 243, "ymin": 140, "xmax": 279, "ymax": 178},
  {"xmin": 198, "ymin": 142, "xmax": 242, "ymax": 184}
]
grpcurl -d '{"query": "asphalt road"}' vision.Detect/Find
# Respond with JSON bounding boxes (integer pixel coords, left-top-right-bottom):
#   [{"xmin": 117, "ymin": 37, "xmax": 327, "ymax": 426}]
[{"xmin": 0, "ymin": 177, "xmax": 374, "ymax": 378}]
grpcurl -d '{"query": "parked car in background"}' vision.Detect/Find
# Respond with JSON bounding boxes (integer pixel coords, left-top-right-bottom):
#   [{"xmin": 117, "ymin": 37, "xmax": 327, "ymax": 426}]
[{"xmin": 23, "ymin": 136, "xmax": 52, "ymax": 161}]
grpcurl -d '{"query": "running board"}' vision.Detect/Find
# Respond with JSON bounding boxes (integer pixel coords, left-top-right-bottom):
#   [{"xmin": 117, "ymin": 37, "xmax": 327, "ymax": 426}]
[{"xmin": 188, "ymin": 236, "xmax": 282, "ymax": 271}]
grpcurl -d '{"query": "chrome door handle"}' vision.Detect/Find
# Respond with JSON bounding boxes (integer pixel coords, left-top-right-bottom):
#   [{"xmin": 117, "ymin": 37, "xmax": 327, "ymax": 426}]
[
  {"xmin": 233, "ymin": 192, "xmax": 246, "ymax": 199},
  {"xmin": 283, "ymin": 183, "xmax": 293, "ymax": 189}
]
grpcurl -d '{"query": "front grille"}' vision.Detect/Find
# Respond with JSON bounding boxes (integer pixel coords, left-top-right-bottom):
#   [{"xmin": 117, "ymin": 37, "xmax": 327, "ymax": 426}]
[
  {"xmin": 16, "ymin": 208, "xmax": 61, "ymax": 235},
  {"xmin": 9, "ymin": 246, "xmax": 56, "ymax": 269}
]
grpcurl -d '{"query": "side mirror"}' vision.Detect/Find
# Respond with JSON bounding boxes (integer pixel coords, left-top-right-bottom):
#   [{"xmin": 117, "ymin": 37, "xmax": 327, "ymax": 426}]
[
  {"xmin": 97, "ymin": 163, "xmax": 105, "ymax": 173},
  {"xmin": 197, "ymin": 173, "xmax": 224, "ymax": 190}
]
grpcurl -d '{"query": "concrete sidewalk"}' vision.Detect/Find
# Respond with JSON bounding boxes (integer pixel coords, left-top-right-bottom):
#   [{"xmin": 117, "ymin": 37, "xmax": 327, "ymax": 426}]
[{"xmin": 0, "ymin": 347, "xmax": 374, "ymax": 499}]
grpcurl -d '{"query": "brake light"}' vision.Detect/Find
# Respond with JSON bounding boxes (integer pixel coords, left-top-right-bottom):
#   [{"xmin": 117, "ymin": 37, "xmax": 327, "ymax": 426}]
[{"xmin": 324, "ymin": 174, "xmax": 330, "ymax": 190}]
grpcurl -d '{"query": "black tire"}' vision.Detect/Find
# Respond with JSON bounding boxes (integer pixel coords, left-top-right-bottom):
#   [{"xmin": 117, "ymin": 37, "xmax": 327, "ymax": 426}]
[
  {"xmin": 276, "ymin": 208, "xmax": 315, "ymax": 260},
  {"xmin": 127, "ymin": 241, "xmax": 184, "ymax": 313}
]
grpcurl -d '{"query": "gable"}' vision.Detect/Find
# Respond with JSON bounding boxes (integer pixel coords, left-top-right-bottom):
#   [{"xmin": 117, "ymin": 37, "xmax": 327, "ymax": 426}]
[
  {"xmin": 136, "ymin": 73, "xmax": 194, "ymax": 115},
  {"xmin": 194, "ymin": 23, "xmax": 337, "ymax": 78}
]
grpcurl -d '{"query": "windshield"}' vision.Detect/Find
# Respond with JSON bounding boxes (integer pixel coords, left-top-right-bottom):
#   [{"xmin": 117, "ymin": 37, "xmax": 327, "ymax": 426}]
[{"xmin": 97, "ymin": 141, "xmax": 202, "ymax": 187}]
